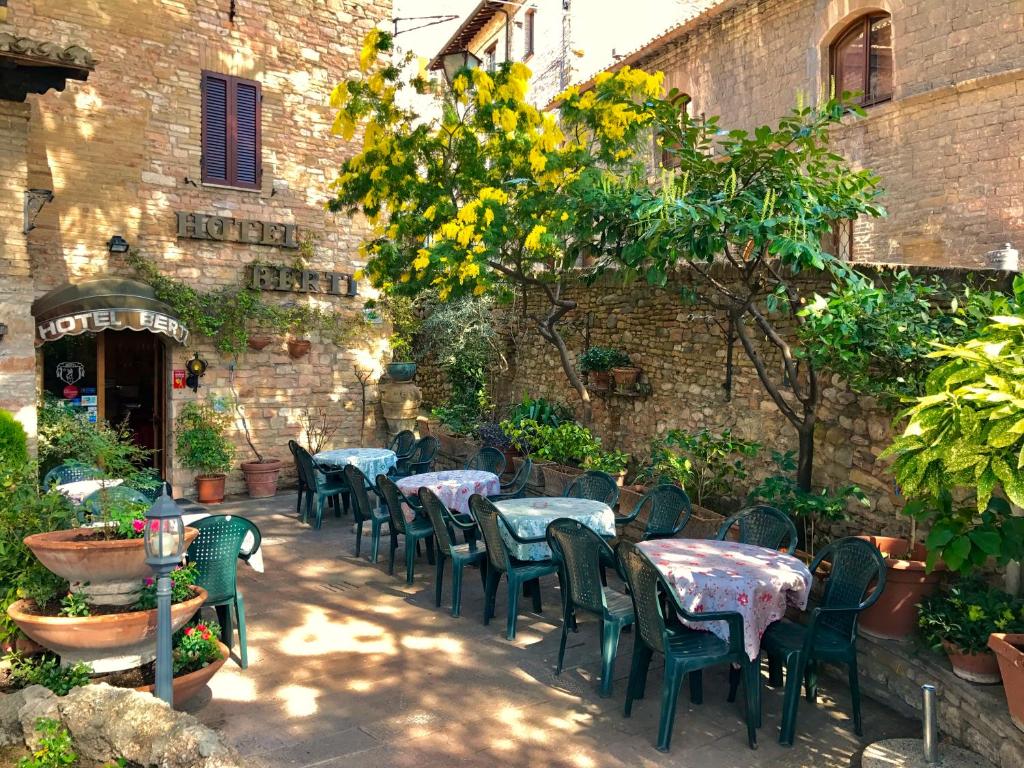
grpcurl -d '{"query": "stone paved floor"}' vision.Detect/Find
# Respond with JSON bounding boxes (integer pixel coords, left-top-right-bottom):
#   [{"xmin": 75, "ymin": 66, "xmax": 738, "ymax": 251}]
[{"xmin": 184, "ymin": 494, "xmax": 915, "ymax": 768}]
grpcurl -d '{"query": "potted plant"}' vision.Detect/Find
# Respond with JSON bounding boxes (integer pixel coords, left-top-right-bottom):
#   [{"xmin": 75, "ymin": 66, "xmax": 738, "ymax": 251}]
[
  {"xmin": 370, "ymin": 295, "xmax": 419, "ymax": 382},
  {"xmin": 134, "ymin": 620, "xmax": 229, "ymax": 709},
  {"xmin": 579, "ymin": 346, "xmax": 630, "ymax": 391},
  {"xmin": 989, "ymin": 632, "xmax": 1024, "ymax": 732},
  {"xmin": 527, "ymin": 421, "xmax": 602, "ymax": 497},
  {"xmin": 475, "ymin": 421, "xmax": 515, "ymax": 470},
  {"xmin": 583, "ymin": 448, "xmax": 630, "ymax": 485},
  {"xmin": 287, "ymin": 337, "xmax": 311, "ymax": 359},
  {"xmin": 502, "ymin": 396, "xmax": 574, "ymax": 493},
  {"xmin": 432, "ymin": 402, "xmax": 482, "ymax": 464},
  {"xmin": 175, "ymin": 400, "xmax": 234, "ymax": 504},
  {"xmin": 228, "ymin": 392, "xmax": 283, "ymax": 499},
  {"xmin": 610, "ymin": 353, "xmax": 641, "ymax": 393},
  {"xmin": 918, "ymin": 579, "xmax": 1024, "ymax": 684},
  {"xmin": 247, "ymin": 334, "xmax": 273, "ymax": 351}
]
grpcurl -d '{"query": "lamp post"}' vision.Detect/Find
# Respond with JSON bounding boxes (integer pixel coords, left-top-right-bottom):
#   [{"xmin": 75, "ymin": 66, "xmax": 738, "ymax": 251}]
[
  {"xmin": 440, "ymin": 50, "xmax": 481, "ymax": 88},
  {"xmin": 143, "ymin": 489, "xmax": 185, "ymax": 705}
]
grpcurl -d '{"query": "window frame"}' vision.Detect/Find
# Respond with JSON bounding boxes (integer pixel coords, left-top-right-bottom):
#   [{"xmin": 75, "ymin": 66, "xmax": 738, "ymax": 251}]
[
  {"xmin": 200, "ymin": 70, "xmax": 263, "ymax": 191},
  {"xmin": 829, "ymin": 13, "xmax": 892, "ymax": 108},
  {"xmin": 484, "ymin": 41, "xmax": 498, "ymax": 72},
  {"xmin": 524, "ymin": 8, "xmax": 536, "ymax": 59}
]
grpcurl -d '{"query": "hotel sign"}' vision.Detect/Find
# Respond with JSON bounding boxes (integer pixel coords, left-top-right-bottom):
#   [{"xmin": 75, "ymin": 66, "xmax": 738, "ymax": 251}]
[
  {"xmin": 175, "ymin": 211, "xmax": 299, "ymax": 248},
  {"xmin": 37, "ymin": 309, "xmax": 190, "ymax": 345},
  {"xmin": 248, "ymin": 264, "xmax": 358, "ymax": 297}
]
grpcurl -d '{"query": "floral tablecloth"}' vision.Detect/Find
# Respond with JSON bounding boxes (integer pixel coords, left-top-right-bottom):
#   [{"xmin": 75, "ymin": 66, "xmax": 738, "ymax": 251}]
[
  {"xmin": 636, "ymin": 538, "xmax": 812, "ymax": 660},
  {"xmin": 397, "ymin": 470, "xmax": 499, "ymax": 519},
  {"xmin": 314, "ymin": 448, "xmax": 397, "ymax": 480},
  {"xmin": 55, "ymin": 478, "xmax": 124, "ymax": 504},
  {"xmin": 494, "ymin": 497, "xmax": 615, "ymax": 561}
]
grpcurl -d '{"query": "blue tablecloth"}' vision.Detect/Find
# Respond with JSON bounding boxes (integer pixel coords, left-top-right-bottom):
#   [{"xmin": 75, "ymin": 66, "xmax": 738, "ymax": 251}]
[
  {"xmin": 494, "ymin": 497, "xmax": 615, "ymax": 561},
  {"xmin": 313, "ymin": 448, "xmax": 397, "ymax": 480}
]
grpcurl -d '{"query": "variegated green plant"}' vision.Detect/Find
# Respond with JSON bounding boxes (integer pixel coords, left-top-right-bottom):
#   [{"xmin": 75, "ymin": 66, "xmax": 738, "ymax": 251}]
[{"xmin": 884, "ymin": 313, "xmax": 1024, "ymax": 512}]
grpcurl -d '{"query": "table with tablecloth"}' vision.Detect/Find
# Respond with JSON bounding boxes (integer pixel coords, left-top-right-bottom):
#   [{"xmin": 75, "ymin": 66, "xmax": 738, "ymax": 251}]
[
  {"xmin": 636, "ymin": 538, "xmax": 812, "ymax": 660},
  {"xmin": 55, "ymin": 478, "xmax": 123, "ymax": 504},
  {"xmin": 396, "ymin": 469, "xmax": 500, "ymax": 521},
  {"xmin": 313, "ymin": 448, "xmax": 397, "ymax": 480},
  {"xmin": 182, "ymin": 513, "xmax": 264, "ymax": 573},
  {"xmin": 494, "ymin": 497, "xmax": 616, "ymax": 561}
]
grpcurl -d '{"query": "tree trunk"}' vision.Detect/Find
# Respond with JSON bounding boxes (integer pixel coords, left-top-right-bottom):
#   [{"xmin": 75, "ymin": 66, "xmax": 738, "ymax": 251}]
[
  {"xmin": 542, "ymin": 320, "xmax": 593, "ymax": 426},
  {"xmin": 796, "ymin": 419, "xmax": 814, "ymax": 492}
]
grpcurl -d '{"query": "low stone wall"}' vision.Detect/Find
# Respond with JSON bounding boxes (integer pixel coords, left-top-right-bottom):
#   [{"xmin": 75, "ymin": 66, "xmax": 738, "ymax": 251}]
[
  {"xmin": 0, "ymin": 684, "xmax": 245, "ymax": 768},
  {"xmin": 833, "ymin": 634, "xmax": 1024, "ymax": 768}
]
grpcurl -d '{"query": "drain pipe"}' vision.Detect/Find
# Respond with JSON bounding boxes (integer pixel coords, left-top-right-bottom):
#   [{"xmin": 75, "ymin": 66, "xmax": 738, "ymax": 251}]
[{"xmin": 922, "ymin": 684, "xmax": 938, "ymax": 763}]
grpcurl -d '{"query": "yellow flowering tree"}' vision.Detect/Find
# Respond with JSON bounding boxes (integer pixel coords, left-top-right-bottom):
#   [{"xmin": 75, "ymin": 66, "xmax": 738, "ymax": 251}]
[{"xmin": 328, "ymin": 30, "xmax": 664, "ymax": 423}]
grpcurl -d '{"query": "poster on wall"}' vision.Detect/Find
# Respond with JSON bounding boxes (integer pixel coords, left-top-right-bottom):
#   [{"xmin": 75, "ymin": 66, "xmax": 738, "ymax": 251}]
[{"xmin": 56, "ymin": 362, "xmax": 85, "ymax": 385}]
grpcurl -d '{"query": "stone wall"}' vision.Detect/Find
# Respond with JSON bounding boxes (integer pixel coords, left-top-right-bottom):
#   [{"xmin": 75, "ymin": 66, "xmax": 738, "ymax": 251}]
[{"xmin": 0, "ymin": 0, "xmax": 393, "ymax": 496}]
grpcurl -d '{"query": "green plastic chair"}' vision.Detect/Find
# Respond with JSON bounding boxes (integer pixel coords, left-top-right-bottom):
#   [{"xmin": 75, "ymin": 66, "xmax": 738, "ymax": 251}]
[
  {"xmin": 546, "ymin": 517, "xmax": 635, "ymax": 697},
  {"xmin": 490, "ymin": 457, "xmax": 532, "ymax": 501},
  {"xmin": 343, "ymin": 464, "xmax": 390, "ymax": 562},
  {"xmin": 761, "ymin": 536, "xmax": 886, "ymax": 746},
  {"xmin": 295, "ymin": 445, "xmax": 346, "ymax": 529},
  {"xmin": 468, "ymin": 494, "xmax": 558, "ymax": 641},
  {"xmin": 715, "ymin": 505, "xmax": 798, "ymax": 555},
  {"xmin": 79, "ymin": 486, "xmax": 151, "ymax": 523},
  {"xmin": 376, "ymin": 474, "xmax": 435, "ymax": 584},
  {"xmin": 42, "ymin": 463, "xmax": 102, "ymax": 490},
  {"xmin": 620, "ymin": 542, "xmax": 758, "ymax": 752},
  {"xmin": 389, "ymin": 429, "xmax": 416, "ymax": 457},
  {"xmin": 465, "ymin": 446, "xmax": 506, "ymax": 475},
  {"xmin": 615, "ymin": 484, "xmax": 692, "ymax": 540},
  {"xmin": 186, "ymin": 514, "xmax": 262, "ymax": 669},
  {"xmin": 392, "ymin": 436, "xmax": 439, "ymax": 478},
  {"xmin": 564, "ymin": 470, "xmax": 620, "ymax": 507},
  {"xmin": 288, "ymin": 440, "xmax": 309, "ymax": 518},
  {"xmin": 418, "ymin": 487, "xmax": 487, "ymax": 617}
]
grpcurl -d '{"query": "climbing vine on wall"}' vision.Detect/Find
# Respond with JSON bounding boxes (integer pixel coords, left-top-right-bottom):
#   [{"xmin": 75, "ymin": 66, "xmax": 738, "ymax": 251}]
[{"xmin": 126, "ymin": 251, "xmax": 366, "ymax": 356}]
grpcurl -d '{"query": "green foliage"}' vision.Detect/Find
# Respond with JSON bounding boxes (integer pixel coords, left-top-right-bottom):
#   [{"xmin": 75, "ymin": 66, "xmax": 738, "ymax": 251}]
[
  {"xmin": 578, "ymin": 346, "xmax": 631, "ymax": 373},
  {"xmin": 173, "ymin": 620, "xmax": 224, "ymax": 675},
  {"xmin": 4, "ymin": 654, "xmax": 92, "ymax": 696},
  {"xmin": 904, "ymin": 492, "xmax": 1024, "ymax": 574},
  {"xmin": 501, "ymin": 419, "xmax": 602, "ymax": 465},
  {"xmin": 800, "ymin": 271, "xmax": 1022, "ymax": 403},
  {"xmin": 0, "ymin": 461, "xmax": 73, "ymax": 640},
  {"xmin": 883, "ymin": 311, "xmax": 1024, "ymax": 511},
  {"xmin": 747, "ymin": 450, "xmax": 868, "ymax": 553},
  {"xmin": 583, "ymin": 449, "xmax": 630, "ymax": 475},
  {"xmin": 18, "ymin": 718, "xmax": 77, "ymax": 768},
  {"xmin": 0, "ymin": 409, "xmax": 28, "ymax": 468},
  {"xmin": 368, "ymin": 293, "xmax": 421, "ymax": 361},
  {"xmin": 432, "ymin": 403, "xmax": 482, "ymax": 437},
  {"xmin": 507, "ymin": 395, "xmax": 573, "ymax": 429},
  {"xmin": 918, "ymin": 579, "xmax": 1024, "ymax": 655},
  {"xmin": 638, "ymin": 428, "xmax": 760, "ymax": 507},
  {"xmin": 58, "ymin": 591, "xmax": 90, "ymax": 618},
  {"xmin": 128, "ymin": 252, "xmax": 364, "ymax": 356},
  {"xmin": 135, "ymin": 562, "xmax": 199, "ymax": 610},
  {"xmin": 174, "ymin": 401, "xmax": 234, "ymax": 476}
]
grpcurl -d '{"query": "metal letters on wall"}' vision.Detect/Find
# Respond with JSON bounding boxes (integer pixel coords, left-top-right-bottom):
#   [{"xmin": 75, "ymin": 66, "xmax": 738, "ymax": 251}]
[
  {"xmin": 175, "ymin": 211, "xmax": 299, "ymax": 248},
  {"xmin": 248, "ymin": 264, "xmax": 358, "ymax": 297}
]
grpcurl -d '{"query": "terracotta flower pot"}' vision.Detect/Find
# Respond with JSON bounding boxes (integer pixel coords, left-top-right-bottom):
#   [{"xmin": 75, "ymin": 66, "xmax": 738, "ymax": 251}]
[
  {"xmin": 989, "ymin": 633, "xmax": 1024, "ymax": 732},
  {"xmin": 23, "ymin": 527, "xmax": 200, "ymax": 606},
  {"xmin": 240, "ymin": 458, "xmax": 282, "ymax": 498},
  {"xmin": 590, "ymin": 370, "xmax": 611, "ymax": 391},
  {"xmin": 611, "ymin": 366, "xmax": 641, "ymax": 392},
  {"xmin": 134, "ymin": 641, "xmax": 229, "ymax": 709},
  {"xmin": 287, "ymin": 339, "xmax": 311, "ymax": 359},
  {"xmin": 247, "ymin": 334, "xmax": 272, "ymax": 351},
  {"xmin": 7, "ymin": 587, "xmax": 207, "ymax": 674},
  {"xmin": 857, "ymin": 536, "xmax": 945, "ymax": 641},
  {"xmin": 942, "ymin": 640, "xmax": 1002, "ymax": 684},
  {"xmin": 540, "ymin": 463, "xmax": 584, "ymax": 497},
  {"xmin": 195, "ymin": 474, "xmax": 226, "ymax": 504}
]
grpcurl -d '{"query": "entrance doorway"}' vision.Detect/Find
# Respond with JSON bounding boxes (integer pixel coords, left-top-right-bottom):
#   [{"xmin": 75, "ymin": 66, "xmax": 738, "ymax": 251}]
[{"xmin": 40, "ymin": 330, "xmax": 166, "ymax": 477}]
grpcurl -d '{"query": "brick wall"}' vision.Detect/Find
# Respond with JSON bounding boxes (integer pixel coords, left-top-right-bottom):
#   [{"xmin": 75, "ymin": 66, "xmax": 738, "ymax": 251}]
[{"xmin": 0, "ymin": 0, "xmax": 393, "ymax": 496}]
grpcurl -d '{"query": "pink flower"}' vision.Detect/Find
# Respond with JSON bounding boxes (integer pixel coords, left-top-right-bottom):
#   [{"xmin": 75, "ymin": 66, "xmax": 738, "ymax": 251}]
[
  {"xmin": 201, "ymin": 631, "xmax": 212, "ymax": 640},
  {"xmin": 196, "ymin": 624, "xmax": 207, "ymax": 633},
  {"xmin": 184, "ymin": 627, "xmax": 195, "ymax": 637},
  {"xmin": 737, "ymin": 593, "xmax": 749, "ymax": 606},
  {"xmin": 144, "ymin": 577, "xmax": 154, "ymax": 587},
  {"xmin": 132, "ymin": 519, "xmax": 145, "ymax": 534}
]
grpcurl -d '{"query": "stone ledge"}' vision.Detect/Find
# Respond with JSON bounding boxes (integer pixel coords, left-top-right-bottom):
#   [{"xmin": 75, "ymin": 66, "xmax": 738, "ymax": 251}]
[{"xmin": 836, "ymin": 633, "xmax": 1024, "ymax": 768}]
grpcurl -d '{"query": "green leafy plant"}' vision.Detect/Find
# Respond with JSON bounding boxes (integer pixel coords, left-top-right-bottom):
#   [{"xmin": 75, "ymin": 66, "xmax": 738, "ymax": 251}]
[
  {"xmin": 134, "ymin": 562, "xmax": 199, "ymax": 610},
  {"xmin": 918, "ymin": 579, "xmax": 1024, "ymax": 655},
  {"xmin": 583, "ymin": 449, "xmax": 630, "ymax": 475},
  {"xmin": 507, "ymin": 395, "xmax": 573, "ymax": 429},
  {"xmin": 4, "ymin": 654, "xmax": 92, "ymax": 696},
  {"xmin": 578, "ymin": 346, "xmax": 631, "ymax": 373},
  {"xmin": 638, "ymin": 428, "xmax": 760, "ymax": 508},
  {"xmin": 884, "ymin": 312, "xmax": 1024, "ymax": 512},
  {"xmin": 747, "ymin": 450, "xmax": 868, "ymax": 554},
  {"xmin": 531, "ymin": 421, "xmax": 602, "ymax": 466},
  {"xmin": 433, "ymin": 403, "xmax": 482, "ymax": 437},
  {"xmin": 58, "ymin": 590, "xmax": 90, "ymax": 618},
  {"xmin": 904, "ymin": 491, "xmax": 1024, "ymax": 574},
  {"xmin": 368, "ymin": 294, "xmax": 421, "ymax": 362},
  {"xmin": 174, "ymin": 400, "xmax": 234, "ymax": 476},
  {"xmin": 18, "ymin": 718, "xmax": 77, "ymax": 768},
  {"xmin": 173, "ymin": 619, "xmax": 225, "ymax": 675},
  {"xmin": 0, "ymin": 408, "xmax": 28, "ymax": 467}
]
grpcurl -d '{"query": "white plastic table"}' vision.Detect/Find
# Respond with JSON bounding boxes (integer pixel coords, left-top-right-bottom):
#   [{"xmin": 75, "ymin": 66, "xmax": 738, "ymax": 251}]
[
  {"xmin": 182, "ymin": 513, "xmax": 264, "ymax": 573},
  {"xmin": 636, "ymin": 538, "xmax": 812, "ymax": 660},
  {"xmin": 494, "ymin": 497, "xmax": 615, "ymax": 561}
]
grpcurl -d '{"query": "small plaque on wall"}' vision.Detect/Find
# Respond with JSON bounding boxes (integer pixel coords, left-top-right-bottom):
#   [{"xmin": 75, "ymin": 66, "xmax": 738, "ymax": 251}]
[{"xmin": 173, "ymin": 370, "xmax": 187, "ymax": 390}]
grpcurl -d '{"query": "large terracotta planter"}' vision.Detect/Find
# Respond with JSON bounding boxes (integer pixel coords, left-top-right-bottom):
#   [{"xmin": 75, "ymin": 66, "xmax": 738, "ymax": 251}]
[
  {"xmin": 379, "ymin": 380, "xmax": 422, "ymax": 437},
  {"xmin": 7, "ymin": 587, "xmax": 207, "ymax": 674},
  {"xmin": 611, "ymin": 366, "xmax": 641, "ymax": 392},
  {"xmin": 23, "ymin": 527, "xmax": 200, "ymax": 606},
  {"xmin": 589, "ymin": 371, "xmax": 611, "ymax": 391},
  {"xmin": 511, "ymin": 456, "xmax": 546, "ymax": 495},
  {"xmin": 686, "ymin": 502, "xmax": 727, "ymax": 540},
  {"xmin": 540, "ymin": 463, "xmax": 584, "ymax": 497},
  {"xmin": 241, "ymin": 458, "xmax": 282, "ymax": 498},
  {"xmin": 989, "ymin": 633, "xmax": 1024, "ymax": 732},
  {"xmin": 134, "ymin": 641, "xmax": 229, "ymax": 709},
  {"xmin": 857, "ymin": 536, "xmax": 944, "ymax": 641},
  {"xmin": 287, "ymin": 339, "xmax": 311, "ymax": 359},
  {"xmin": 942, "ymin": 640, "xmax": 1002, "ymax": 684},
  {"xmin": 195, "ymin": 474, "xmax": 226, "ymax": 504},
  {"xmin": 247, "ymin": 334, "xmax": 272, "ymax": 351}
]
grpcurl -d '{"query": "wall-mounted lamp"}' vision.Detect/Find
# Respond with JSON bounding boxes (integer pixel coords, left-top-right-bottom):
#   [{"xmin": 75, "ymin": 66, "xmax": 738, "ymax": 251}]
[
  {"xmin": 440, "ymin": 50, "xmax": 481, "ymax": 88},
  {"xmin": 185, "ymin": 353, "xmax": 208, "ymax": 392},
  {"xmin": 107, "ymin": 235, "xmax": 130, "ymax": 254},
  {"xmin": 0, "ymin": 323, "xmax": 7, "ymax": 342}
]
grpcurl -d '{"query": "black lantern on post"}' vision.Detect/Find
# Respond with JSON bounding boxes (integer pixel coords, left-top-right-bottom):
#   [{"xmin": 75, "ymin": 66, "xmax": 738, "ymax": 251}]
[
  {"xmin": 440, "ymin": 50, "xmax": 481, "ymax": 88},
  {"xmin": 185, "ymin": 353, "xmax": 208, "ymax": 393},
  {"xmin": 143, "ymin": 489, "xmax": 185, "ymax": 705}
]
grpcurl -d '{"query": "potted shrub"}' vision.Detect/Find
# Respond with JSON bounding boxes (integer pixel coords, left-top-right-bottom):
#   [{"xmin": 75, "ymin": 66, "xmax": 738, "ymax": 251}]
[
  {"xmin": 229, "ymin": 394, "xmax": 283, "ymax": 499},
  {"xmin": 583, "ymin": 448, "xmax": 630, "ymax": 485},
  {"xmin": 579, "ymin": 346, "xmax": 630, "ymax": 391},
  {"xmin": 432, "ymin": 402, "xmax": 482, "ymax": 465},
  {"xmin": 134, "ymin": 620, "xmax": 229, "ymax": 709},
  {"xmin": 175, "ymin": 400, "xmax": 234, "ymax": 504},
  {"xmin": 918, "ymin": 579, "xmax": 1024, "ymax": 684},
  {"xmin": 501, "ymin": 396, "xmax": 573, "ymax": 493},
  {"xmin": 989, "ymin": 633, "xmax": 1024, "ymax": 732},
  {"xmin": 370, "ymin": 295, "xmax": 420, "ymax": 382},
  {"xmin": 527, "ymin": 421, "xmax": 602, "ymax": 496},
  {"xmin": 287, "ymin": 337, "xmax": 312, "ymax": 359},
  {"xmin": 475, "ymin": 421, "xmax": 514, "ymax": 471},
  {"xmin": 610, "ymin": 353, "xmax": 641, "ymax": 393}
]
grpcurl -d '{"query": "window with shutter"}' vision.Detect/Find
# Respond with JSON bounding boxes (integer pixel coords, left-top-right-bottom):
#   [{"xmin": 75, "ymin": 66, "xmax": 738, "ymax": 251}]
[{"xmin": 201, "ymin": 71, "xmax": 262, "ymax": 189}]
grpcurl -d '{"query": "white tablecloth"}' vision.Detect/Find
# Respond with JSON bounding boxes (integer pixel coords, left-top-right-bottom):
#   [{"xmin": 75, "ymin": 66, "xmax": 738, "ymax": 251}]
[
  {"xmin": 494, "ymin": 497, "xmax": 615, "ymax": 561},
  {"xmin": 314, "ymin": 448, "xmax": 397, "ymax": 479},
  {"xmin": 182, "ymin": 513, "xmax": 264, "ymax": 573},
  {"xmin": 397, "ymin": 470, "xmax": 500, "ymax": 518},
  {"xmin": 56, "ymin": 478, "xmax": 123, "ymax": 504}
]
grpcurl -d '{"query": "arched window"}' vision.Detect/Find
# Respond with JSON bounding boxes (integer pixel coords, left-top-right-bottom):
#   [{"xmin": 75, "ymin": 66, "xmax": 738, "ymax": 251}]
[{"xmin": 830, "ymin": 13, "xmax": 892, "ymax": 106}]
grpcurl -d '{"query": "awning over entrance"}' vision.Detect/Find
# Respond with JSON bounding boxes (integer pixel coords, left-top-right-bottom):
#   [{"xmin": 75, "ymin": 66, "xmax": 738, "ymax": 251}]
[
  {"xmin": 0, "ymin": 33, "xmax": 95, "ymax": 102},
  {"xmin": 32, "ymin": 277, "xmax": 189, "ymax": 346}
]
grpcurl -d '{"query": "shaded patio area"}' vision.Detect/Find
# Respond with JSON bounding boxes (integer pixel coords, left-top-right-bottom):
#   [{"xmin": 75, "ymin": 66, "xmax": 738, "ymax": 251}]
[{"xmin": 186, "ymin": 494, "xmax": 915, "ymax": 768}]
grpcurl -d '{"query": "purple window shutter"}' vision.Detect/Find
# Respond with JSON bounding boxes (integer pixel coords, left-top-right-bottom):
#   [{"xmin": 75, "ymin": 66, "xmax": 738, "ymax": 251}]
[
  {"xmin": 232, "ymin": 79, "xmax": 261, "ymax": 188},
  {"xmin": 201, "ymin": 72, "xmax": 229, "ymax": 184}
]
